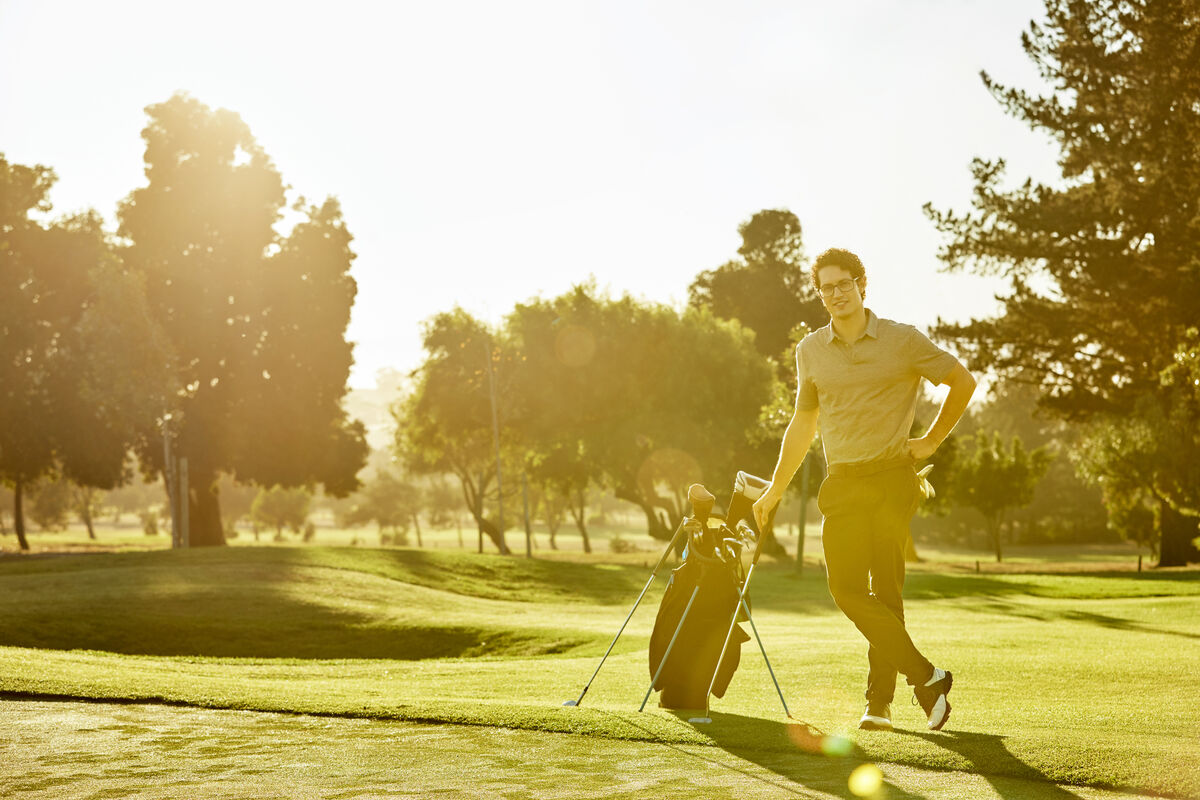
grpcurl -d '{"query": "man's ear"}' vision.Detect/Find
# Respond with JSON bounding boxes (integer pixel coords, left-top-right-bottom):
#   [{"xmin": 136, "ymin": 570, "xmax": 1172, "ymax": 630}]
[{"xmin": 858, "ymin": 275, "xmax": 867, "ymax": 299}]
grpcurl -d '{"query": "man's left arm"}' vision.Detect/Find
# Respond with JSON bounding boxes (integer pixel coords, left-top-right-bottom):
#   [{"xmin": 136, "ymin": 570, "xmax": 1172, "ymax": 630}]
[{"xmin": 907, "ymin": 362, "xmax": 977, "ymax": 461}]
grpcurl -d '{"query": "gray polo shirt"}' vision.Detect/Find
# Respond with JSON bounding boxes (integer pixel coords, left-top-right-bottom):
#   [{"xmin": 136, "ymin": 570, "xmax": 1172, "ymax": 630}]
[{"xmin": 796, "ymin": 310, "xmax": 958, "ymax": 466}]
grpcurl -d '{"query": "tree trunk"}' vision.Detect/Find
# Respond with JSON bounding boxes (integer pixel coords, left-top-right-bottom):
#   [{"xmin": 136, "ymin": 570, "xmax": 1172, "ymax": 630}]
[
  {"xmin": 80, "ymin": 492, "xmax": 96, "ymax": 540},
  {"xmin": 478, "ymin": 517, "xmax": 511, "ymax": 554},
  {"xmin": 412, "ymin": 512, "xmax": 423, "ymax": 547},
  {"xmin": 187, "ymin": 472, "xmax": 226, "ymax": 547},
  {"xmin": 1158, "ymin": 500, "xmax": 1200, "ymax": 567},
  {"xmin": 989, "ymin": 517, "xmax": 1003, "ymax": 563},
  {"xmin": 615, "ymin": 485, "xmax": 672, "ymax": 541},
  {"xmin": 14, "ymin": 477, "xmax": 29, "ymax": 551},
  {"xmin": 569, "ymin": 487, "xmax": 591, "ymax": 554}
]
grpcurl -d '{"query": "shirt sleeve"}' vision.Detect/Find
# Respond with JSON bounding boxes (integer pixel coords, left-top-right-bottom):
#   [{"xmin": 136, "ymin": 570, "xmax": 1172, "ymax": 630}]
[
  {"xmin": 795, "ymin": 340, "xmax": 819, "ymax": 410},
  {"xmin": 906, "ymin": 326, "xmax": 959, "ymax": 384}
]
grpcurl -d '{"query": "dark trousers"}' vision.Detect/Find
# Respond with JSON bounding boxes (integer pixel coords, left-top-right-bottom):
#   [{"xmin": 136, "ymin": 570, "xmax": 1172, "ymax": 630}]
[{"xmin": 818, "ymin": 459, "xmax": 933, "ymax": 704}]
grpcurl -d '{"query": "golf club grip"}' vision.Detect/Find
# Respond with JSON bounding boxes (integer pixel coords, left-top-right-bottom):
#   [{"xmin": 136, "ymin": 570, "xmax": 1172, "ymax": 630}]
[{"xmin": 749, "ymin": 504, "xmax": 776, "ymax": 566}]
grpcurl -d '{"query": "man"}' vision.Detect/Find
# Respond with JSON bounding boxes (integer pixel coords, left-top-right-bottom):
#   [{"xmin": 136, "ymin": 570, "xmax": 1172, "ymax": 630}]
[{"xmin": 752, "ymin": 247, "xmax": 976, "ymax": 732}]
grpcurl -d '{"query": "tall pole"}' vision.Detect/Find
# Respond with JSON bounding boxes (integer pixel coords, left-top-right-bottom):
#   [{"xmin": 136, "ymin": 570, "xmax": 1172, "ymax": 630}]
[
  {"xmin": 179, "ymin": 457, "xmax": 190, "ymax": 549},
  {"xmin": 485, "ymin": 342, "xmax": 506, "ymax": 552},
  {"xmin": 522, "ymin": 473, "xmax": 533, "ymax": 558},
  {"xmin": 162, "ymin": 415, "xmax": 178, "ymax": 549}
]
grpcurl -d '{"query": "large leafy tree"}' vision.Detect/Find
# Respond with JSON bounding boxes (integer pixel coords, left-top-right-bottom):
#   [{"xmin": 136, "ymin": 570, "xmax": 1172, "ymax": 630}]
[
  {"xmin": 1, "ymin": 155, "xmax": 171, "ymax": 550},
  {"xmin": 688, "ymin": 209, "xmax": 827, "ymax": 367},
  {"xmin": 395, "ymin": 309, "xmax": 515, "ymax": 554},
  {"xmin": 507, "ymin": 287, "xmax": 776, "ymax": 545},
  {"xmin": 688, "ymin": 209, "xmax": 828, "ymax": 548},
  {"xmin": 118, "ymin": 94, "xmax": 367, "ymax": 546},
  {"xmin": 925, "ymin": 0, "xmax": 1200, "ymax": 563}
]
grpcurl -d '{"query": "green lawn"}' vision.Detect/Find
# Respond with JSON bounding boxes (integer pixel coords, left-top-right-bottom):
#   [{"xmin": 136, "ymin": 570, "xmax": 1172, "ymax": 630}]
[{"xmin": 1, "ymin": 546, "xmax": 1196, "ymax": 798}]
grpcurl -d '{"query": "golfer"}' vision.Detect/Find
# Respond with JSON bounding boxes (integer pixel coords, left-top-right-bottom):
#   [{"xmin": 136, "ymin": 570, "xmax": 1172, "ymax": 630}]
[{"xmin": 752, "ymin": 247, "xmax": 975, "ymax": 732}]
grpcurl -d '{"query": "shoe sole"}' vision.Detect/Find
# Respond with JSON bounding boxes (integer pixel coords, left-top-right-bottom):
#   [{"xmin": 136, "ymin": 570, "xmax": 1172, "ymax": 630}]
[
  {"xmin": 926, "ymin": 672, "xmax": 954, "ymax": 731},
  {"xmin": 859, "ymin": 718, "xmax": 893, "ymax": 731}
]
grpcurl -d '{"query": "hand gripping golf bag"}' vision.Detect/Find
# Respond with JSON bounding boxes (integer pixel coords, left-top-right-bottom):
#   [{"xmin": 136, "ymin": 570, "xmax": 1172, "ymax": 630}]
[{"xmin": 647, "ymin": 540, "xmax": 750, "ymax": 709}]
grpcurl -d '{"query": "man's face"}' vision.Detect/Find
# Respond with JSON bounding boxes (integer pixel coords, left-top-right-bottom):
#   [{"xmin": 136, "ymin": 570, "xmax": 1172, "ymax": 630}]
[{"xmin": 817, "ymin": 265, "xmax": 865, "ymax": 320}]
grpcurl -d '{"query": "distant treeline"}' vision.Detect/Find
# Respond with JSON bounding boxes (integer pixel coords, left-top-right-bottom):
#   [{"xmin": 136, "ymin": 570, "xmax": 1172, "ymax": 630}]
[{"xmin": 3, "ymin": 1, "xmax": 1198, "ymax": 565}]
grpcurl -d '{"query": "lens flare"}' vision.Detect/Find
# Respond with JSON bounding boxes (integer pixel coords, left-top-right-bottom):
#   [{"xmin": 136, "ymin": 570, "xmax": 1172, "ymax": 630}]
[
  {"xmin": 785, "ymin": 721, "xmax": 824, "ymax": 753},
  {"xmin": 848, "ymin": 763, "xmax": 884, "ymax": 797},
  {"xmin": 820, "ymin": 734, "xmax": 854, "ymax": 757}
]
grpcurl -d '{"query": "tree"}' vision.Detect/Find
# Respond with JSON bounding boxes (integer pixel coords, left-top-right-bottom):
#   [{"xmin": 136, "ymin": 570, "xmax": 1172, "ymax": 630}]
[
  {"xmin": 1072, "ymin": 389, "xmax": 1200, "ymax": 564},
  {"xmin": 250, "ymin": 486, "xmax": 313, "ymax": 540},
  {"xmin": 688, "ymin": 209, "xmax": 827, "ymax": 368},
  {"xmin": 117, "ymin": 94, "xmax": 367, "ymax": 545},
  {"xmin": 395, "ymin": 309, "xmax": 514, "ymax": 554},
  {"xmin": 216, "ymin": 473, "xmax": 260, "ymax": 535},
  {"xmin": 73, "ymin": 485, "xmax": 102, "ymax": 540},
  {"xmin": 1, "ymin": 155, "xmax": 171, "ymax": 551},
  {"xmin": 103, "ymin": 468, "xmax": 166, "ymax": 524},
  {"xmin": 28, "ymin": 476, "xmax": 72, "ymax": 532},
  {"xmin": 925, "ymin": 1, "xmax": 1200, "ymax": 563},
  {"xmin": 965, "ymin": 381, "xmax": 1106, "ymax": 544},
  {"xmin": 689, "ymin": 210, "xmax": 828, "ymax": 554},
  {"xmin": 952, "ymin": 430, "xmax": 1052, "ymax": 562},
  {"xmin": 343, "ymin": 469, "xmax": 423, "ymax": 546},
  {"xmin": 425, "ymin": 475, "xmax": 465, "ymax": 546},
  {"xmin": 506, "ymin": 287, "xmax": 776, "ymax": 546},
  {"xmin": 0, "ymin": 484, "xmax": 12, "ymax": 535}
]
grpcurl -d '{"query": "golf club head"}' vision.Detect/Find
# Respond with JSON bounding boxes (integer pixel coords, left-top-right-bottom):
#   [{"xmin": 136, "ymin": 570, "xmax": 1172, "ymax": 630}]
[
  {"xmin": 688, "ymin": 716, "xmax": 713, "ymax": 724},
  {"xmin": 562, "ymin": 700, "xmax": 578, "ymax": 707},
  {"xmin": 726, "ymin": 471, "xmax": 769, "ymax": 527},
  {"xmin": 687, "ymin": 483, "xmax": 715, "ymax": 523}
]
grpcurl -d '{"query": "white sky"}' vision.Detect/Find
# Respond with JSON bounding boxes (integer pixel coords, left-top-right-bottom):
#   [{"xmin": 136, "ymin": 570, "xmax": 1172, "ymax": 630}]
[{"xmin": 0, "ymin": 0, "xmax": 1060, "ymax": 389}]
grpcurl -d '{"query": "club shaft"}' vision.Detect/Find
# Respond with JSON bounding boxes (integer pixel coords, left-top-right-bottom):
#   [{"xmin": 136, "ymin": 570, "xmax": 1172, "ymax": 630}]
[
  {"xmin": 639, "ymin": 585, "xmax": 700, "ymax": 712},
  {"xmin": 570, "ymin": 519, "xmax": 687, "ymax": 707},
  {"xmin": 703, "ymin": 562, "xmax": 757, "ymax": 707},
  {"xmin": 740, "ymin": 596, "xmax": 791, "ymax": 718}
]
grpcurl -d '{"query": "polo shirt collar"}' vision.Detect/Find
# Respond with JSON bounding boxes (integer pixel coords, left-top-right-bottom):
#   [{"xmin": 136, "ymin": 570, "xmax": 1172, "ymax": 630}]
[{"xmin": 823, "ymin": 309, "xmax": 879, "ymax": 344}]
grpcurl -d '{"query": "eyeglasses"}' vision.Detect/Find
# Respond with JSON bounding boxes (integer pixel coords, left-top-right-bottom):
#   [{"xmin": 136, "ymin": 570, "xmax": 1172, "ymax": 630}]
[{"xmin": 819, "ymin": 279, "xmax": 859, "ymax": 298}]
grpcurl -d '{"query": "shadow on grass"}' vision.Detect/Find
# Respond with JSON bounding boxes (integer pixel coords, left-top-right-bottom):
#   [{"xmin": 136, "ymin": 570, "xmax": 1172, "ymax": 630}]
[
  {"xmin": 0, "ymin": 556, "xmax": 597, "ymax": 659},
  {"xmin": 643, "ymin": 711, "xmax": 932, "ymax": 800},
  {"xmin": 951, "ymin": 597, "xmax": 1200, "ymax": 641},
  {"xmin": 1057, "ymin": 609, "xmax": 1200, "ymax": 641},
  {"xmin": 893, "ymin": 729, "xmax": 1086, "ymax": 800}
]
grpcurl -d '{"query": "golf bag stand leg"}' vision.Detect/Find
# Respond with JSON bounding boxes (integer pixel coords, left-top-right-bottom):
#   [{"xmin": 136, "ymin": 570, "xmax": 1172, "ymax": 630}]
[
  {"xmin": 564, "ymin": 518, "xmax": 690, "ymax": 708},
  {"xmin": 638, "ymin": 585, "xmax": 701, "ymax": 712},
  {"xmin": 738, "ymin": 596, "xmax": 792, "ymax": 718},
  {"xmin": 698, "ymin": 505, "xmax": 782, "ymax": 720},
  {"xmin": 695, "ymin": 561, "xmax": 759, "ymax": 720}
]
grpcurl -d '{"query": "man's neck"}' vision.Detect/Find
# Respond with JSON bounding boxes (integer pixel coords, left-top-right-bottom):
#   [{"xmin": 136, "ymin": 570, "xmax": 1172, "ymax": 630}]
[{"xmin": 832, "ymin": 308, "xmax": 869, "ymax": 343}]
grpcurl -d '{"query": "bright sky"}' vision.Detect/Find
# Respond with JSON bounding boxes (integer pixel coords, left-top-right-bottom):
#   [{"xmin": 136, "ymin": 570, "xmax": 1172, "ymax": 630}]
[{"xmin": 0, "ymin": 0, "xmax": 1060, "ymax": 389}]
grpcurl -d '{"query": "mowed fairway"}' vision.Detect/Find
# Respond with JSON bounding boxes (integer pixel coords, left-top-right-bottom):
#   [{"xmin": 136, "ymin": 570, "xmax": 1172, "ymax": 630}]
[{"xmin": 1, "ymin": 547, "xmax": 1197, "ymax": 799}]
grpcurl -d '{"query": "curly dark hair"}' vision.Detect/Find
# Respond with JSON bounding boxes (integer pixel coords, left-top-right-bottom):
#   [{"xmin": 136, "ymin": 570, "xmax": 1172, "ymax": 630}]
[{"xmin": 810, "ymin": 248, "xmax": 866, "ymax": 295}]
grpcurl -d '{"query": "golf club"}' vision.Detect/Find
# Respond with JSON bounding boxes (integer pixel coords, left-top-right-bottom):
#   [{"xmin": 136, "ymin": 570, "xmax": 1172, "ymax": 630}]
[{"xmin": 563, "ymin": 483, "xmax": 711, "ymax": 708}]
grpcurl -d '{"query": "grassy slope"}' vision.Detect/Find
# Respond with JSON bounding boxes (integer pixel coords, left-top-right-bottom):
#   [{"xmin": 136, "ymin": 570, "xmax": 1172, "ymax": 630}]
[{"xmin": 1, "ymin": 547, "xmax": 1197, "ymax": 798}]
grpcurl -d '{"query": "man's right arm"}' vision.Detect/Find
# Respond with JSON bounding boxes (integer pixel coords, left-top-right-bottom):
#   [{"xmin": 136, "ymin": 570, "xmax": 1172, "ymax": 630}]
[{"xmin": 752, "ymin": 404, "xmax": 818, "ymax": 531}]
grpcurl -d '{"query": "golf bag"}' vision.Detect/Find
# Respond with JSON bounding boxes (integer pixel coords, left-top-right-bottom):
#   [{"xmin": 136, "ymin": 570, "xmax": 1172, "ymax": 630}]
[
  {"xmin": 648, "ymin": 543, "xmax": 750, "ymax": 708},
  {"xmin": 646, "ymin": 472, "xmax": 769, "ymax": 709},
  {"xmin": 565, "ymin": 472, "xmax": 791, "ymax": 720}
]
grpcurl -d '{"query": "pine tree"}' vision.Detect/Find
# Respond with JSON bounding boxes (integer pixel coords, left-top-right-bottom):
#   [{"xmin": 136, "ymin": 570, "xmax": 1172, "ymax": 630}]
[{"xmin": 926, "ymin": 0, "xmax": 1200, "ymax": 563}]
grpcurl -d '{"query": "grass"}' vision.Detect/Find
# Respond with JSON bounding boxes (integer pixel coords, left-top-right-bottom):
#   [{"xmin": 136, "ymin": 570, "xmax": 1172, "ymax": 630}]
[
  {"xmin": 4, "ymin": 700, "xmax": 1163, "ymax": 800},
  {"xmin": 1, "ymin": 545, "xmax": 1197, "ymax": 798}
]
